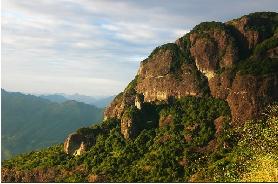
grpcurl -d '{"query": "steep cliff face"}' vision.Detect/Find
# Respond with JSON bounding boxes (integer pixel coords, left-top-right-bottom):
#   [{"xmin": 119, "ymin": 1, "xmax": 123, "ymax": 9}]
[
  {"xmin": 227, "ymin": 12, "xmax": 278, "ymax": 51},
  {"xmin": 208, "ymin": 70, "xmax": 235, "ymax": 99},
  {"xmin": 104, "ymin": 92, "xmax": 125, "ymax": 120},
  {"xmin": 136, "ymin": 43, "xmax": 207, "ymax": 102},
  {"xmin": 103, "ymin": 12, "xmax": 278, "ymax": 139},
  {"xmin": 227, "ymin": 74, "xmax": 278, "ymax": 123},
  {"xmin": 188, "ymin": 22, "xmax": 239, "ymax": 80}
]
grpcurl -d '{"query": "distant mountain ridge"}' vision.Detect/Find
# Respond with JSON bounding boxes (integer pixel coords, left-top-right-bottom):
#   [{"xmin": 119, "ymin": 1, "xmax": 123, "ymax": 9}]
[
  {"xmin": 39, "ymin": 93, "xmax": 115, "ymax": 108},
  {"xmin": 1, "ymin": 89, "xmax": 104, "ymax": 160},
  {"xmin": 39, "ymin": 94, "xmax": 69, "ymax": 103}
]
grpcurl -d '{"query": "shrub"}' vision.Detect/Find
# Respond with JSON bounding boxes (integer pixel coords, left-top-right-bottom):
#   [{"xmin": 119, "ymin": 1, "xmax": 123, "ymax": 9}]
[
  {"xmin": 237, "ymin": 58, "xmax": 278, "ymax": 75},
  {"xmin": 241, "ymin": 154, "xmax": 278, "ymax": 182},
  {"xmin": 192, "ymin": 21, "xmax": 226, "ymax": 33},
  {"xmin": 124, "ymin": 75, "xmax": 138, "ymax": 94},
  {"xmin": 254, "ymin": 36, "xmax": 278, "ymax": 56}
]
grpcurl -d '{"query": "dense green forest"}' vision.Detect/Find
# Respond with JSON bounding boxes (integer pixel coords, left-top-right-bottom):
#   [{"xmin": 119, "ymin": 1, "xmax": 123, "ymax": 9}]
[
  {"xmin": 2, "ymin": 97, "xmax": 277, "ymax": 182},
  {"xmin": 1, "ymin": 89, "xmax": 103, "ymax": 160}
]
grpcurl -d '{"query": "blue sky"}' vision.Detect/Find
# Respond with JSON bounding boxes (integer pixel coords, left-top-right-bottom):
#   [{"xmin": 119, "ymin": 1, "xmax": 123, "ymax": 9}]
[{"xmin": 2, "ymin": 0, "xmax": 278, "ymax": 96}]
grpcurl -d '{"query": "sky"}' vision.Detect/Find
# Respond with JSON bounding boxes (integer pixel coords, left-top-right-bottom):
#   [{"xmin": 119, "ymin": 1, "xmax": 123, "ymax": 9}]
[{"xmin": 2, "ymin": 0, "xmax": 278, "ymax": 96}]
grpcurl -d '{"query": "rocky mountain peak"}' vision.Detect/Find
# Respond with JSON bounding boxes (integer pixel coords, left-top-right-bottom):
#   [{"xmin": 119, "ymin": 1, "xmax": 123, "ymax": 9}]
[
  {"xmin": 103, "ymin": 12, "xmax": 278, "ymax": 140},
  {"xmin": 62, "ymin": 12, "xmax": 277, "ymax": 156}
]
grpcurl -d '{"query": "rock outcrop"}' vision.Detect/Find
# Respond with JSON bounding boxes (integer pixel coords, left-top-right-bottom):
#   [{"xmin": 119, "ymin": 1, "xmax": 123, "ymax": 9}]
[
  {"xmin": 208, "ymin": 70, "xmax": 235, "ymax": 99},
  {"xmin": 104, "ymin": 92, "xmax": 125, "ymax": 120},
  {"xmin": 120, "ymin": 106, "xmax": 141, "ymax": 139},
  {"xmin": 227, "ymin": 73, "xmax": 278, "ymax": 124},
  {"xmin": 64, "ymin": 130, "xmax": 98, "ymax": 156},
  {"xmin": 188, "ymin": 22, "xmax": 239, "ymax": 80},
  {"xmin": 227, "ymin": 12, "xmax": 277, "ymax": 51},
  {"xmin": 103, "ymin": 12, "xmax": 278, "ymax": 140},
  {"xmin": 64, "ymin": 133, "xmax": 87, "ymax": 156},
  {"xmin": 136, "ymin": 44, "xmax": 206, "ymax": 102}
]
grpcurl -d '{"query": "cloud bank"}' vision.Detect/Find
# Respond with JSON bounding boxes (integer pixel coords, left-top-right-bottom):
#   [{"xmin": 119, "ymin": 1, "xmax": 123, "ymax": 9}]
[{"xmin": 2, "ymin": 0, "xmax": 278, "ymax": 96}]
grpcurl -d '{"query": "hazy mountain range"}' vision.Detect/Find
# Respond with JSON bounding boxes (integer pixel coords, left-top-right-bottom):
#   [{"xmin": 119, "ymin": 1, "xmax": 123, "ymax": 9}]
[
  {"xmin": 1, "ymin": 89, "xmax": 105, "ymax": 160},
  {"xmin": 39, "ymin": 93, "xmax": 115, "ymax": 108}
]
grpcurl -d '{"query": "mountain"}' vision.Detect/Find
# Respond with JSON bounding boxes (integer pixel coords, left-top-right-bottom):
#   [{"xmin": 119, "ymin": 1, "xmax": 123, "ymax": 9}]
[
  {"xmin": 64, "ymin": 94, "xmax": 115, "ymax": 108},
  {"xmin": 2, "ymin": 12, "xmax": 278, "ymax": 182},
  {"xmin": 40, "ymin": 93, "xmax": 115, "ymax": 108},
  {"xmin": 64, "ymin": 93, "xmax": 97, "ymax": 105},
  {"xmin": 39, "ymin": 94, "xmax": 68, "ymax": 103},
  {"xmin": 1, "ymin": 89, "xmax": 104, "ymax": 160},
  {"xmin": 92, "ymin": 95, "xmax": 116, "ymax": 108}
]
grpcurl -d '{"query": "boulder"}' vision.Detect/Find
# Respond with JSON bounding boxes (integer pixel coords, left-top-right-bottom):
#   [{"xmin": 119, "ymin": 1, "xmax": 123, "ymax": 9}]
[{"xmin": 64, "ymin": 133, "xmax": 87, "ymax": 156}]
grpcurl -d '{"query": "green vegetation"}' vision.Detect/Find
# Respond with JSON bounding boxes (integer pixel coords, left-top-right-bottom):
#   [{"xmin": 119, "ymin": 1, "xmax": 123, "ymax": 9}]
[
  {"xmin": 254, "ymin": 36, "xmax": 278, "ymax": 56},
  {"xmin": 124, "ymin": 75, "xmax": 138, "ymax": 94},
  {"xmin": 147, "ymin": 43, "xmax": 178, "ymax": 59},
  {"xmin": 2, "ymin": 98, "xmax": 278, "ymax": 182},
  {"xmin": 201, "ymin": 104, "xmax": 278, "ymax": 182},
  {"xmin": 2, "ymin": 145, "xmax": 69, "ymax": 170},
  {"xmin": 1, "ymin": 89, "xmax": 103, "ymax": 160},
  {"xmin": 190, "ymin": 12, "xmax": 277, "ymax": 77},
  {"xmin": 2, "ymin": 96, "xmax": 233, "ymax": 182},
  {"xmin": 237, "ymin": 58, "xmax": 278, "ymax": 75},
  {"xmin": 228, "ymin": 12, "xmax": 278, "ymax": 40},
  {"xmin": 244, "ymin": 12, "xmax": 278, "ymax": 38},
  {"xmin": 246, "ymin": 12, "xmax": 278, "ymax": 20},
  {"xmin": 122, "ymin": 105, "xmax": 140, "ymax": 119},
  {"xmin": 144, "ymin": 43, "xmax": 187, "ymax": 73},
  {"xmin": 177, "ymin": 33, "xmax": 195, "ymax": 64},
  {"xmin": 192, "ymin": 21, "xmax": 227, "ymax": 33},
  {"xmin": 216, "ymin": 34, "xmax": 278, "ymax": 76},
  {"xmin": 159, "ymin": 97, "xmax": 230, "ymax": 146}
]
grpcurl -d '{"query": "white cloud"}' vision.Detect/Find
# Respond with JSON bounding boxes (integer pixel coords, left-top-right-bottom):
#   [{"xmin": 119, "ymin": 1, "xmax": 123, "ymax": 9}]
[
  {"xmin": 2, "ymin": 0, "xmax": 278, "ymax": 96},
  {"xmin": 173, "ymin": 29, "xmax": 190, "ymax": 39},
  {"xmin": 101, "ymin": 22, "xmax": 157, "ymax": 43}
]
